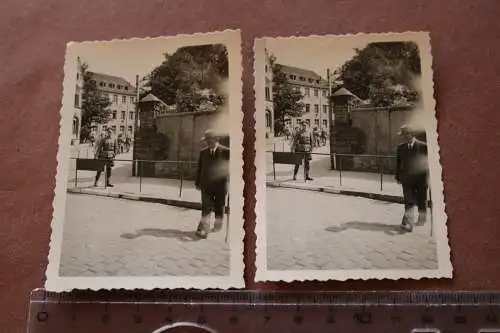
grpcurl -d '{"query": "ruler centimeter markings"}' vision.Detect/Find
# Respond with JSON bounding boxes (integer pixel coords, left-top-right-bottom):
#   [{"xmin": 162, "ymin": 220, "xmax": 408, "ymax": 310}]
[{"xmin": 28, "ymin": 289, "xmax": 500, "ymax": 333}]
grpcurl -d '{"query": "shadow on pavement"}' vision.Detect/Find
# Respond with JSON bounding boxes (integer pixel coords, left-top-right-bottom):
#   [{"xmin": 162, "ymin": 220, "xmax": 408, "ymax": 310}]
[
  {"xmin": 121, "ymin": 228, "xmax": 202, "ymax": 242},
  {"xmin": 325, "ymin": 221, "xmax": 406, "ymax": 236}
]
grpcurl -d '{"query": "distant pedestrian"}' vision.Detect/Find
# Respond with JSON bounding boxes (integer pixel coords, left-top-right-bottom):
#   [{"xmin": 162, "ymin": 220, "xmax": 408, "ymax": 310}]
[
  {"xmin": 194, "ymin": 129, "xmax": 230, "ymax": 239},
  {"xmin": 395, "ymin": 125, "xmax": 429, "ymax": 232},
  {"xmin": 321, "ymin": 128, "xmax": 328, "ymax": 146},
  {"xmin": 292, "ymin": 122, "xmax": 314, "ymax": 181},
  {"xmin": 94, "ymin": 128, "xmax": 117, "ymax": 188},
  {"xmin": 313, "ymin": 127, "xmax": 320, "ymax": 147}
]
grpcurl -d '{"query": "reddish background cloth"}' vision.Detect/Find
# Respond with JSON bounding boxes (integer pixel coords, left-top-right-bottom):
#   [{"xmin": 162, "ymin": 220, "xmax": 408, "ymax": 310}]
[{"xmin": 1, "ymin": 0, "xmax": 500, "ymax": 331}]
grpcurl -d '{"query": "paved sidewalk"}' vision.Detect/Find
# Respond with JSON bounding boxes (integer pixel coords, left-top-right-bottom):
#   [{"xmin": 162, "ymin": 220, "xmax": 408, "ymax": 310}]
[
  {"xmin": 60, "ymin": 194, "xmax": 229, "ymax": 277},
  {"xmin": 267, "ymin": 187, "xmax": 437, "ymax": 271}
]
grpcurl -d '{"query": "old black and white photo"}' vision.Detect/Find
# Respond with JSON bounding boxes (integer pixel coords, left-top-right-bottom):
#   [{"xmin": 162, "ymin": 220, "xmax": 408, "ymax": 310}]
[
  {"xmin": 46, "ymin": 30, "xmax": 244, "ymax": 291},
  {"xmin": 254, "ymin": 32, "xmax": 452, "ymax": 281}
]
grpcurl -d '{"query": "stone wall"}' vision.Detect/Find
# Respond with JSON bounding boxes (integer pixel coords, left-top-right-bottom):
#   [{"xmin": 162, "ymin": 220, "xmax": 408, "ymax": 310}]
[{"xmin": 333, "ymin": 106, "xmax": 426, "ymax": 173}]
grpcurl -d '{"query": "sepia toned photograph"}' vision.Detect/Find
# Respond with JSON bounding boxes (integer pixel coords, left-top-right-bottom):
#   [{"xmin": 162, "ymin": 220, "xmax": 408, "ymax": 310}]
[
  {"xmin": 46, "ymin": 30, "xmax": 244, "ymax": 291},
  {"xmin": 254, "ymin": 32, "xmax": 452, "ymax": 282}
]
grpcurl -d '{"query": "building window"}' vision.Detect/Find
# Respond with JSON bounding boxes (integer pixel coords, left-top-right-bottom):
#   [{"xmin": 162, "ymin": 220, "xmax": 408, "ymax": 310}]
[
  {"xmin": 316, "ymin": 80, "xmax": 320, "ymax": 84},
  {"xmin": 322, "ymin": 90, "xmax": 327, "ymax": 97},
  {"xmin": 129, "ymin": 111, "xmax": 134, "ymax": 120},
  {"xmin": 314, "ymin": 119, "xmax": 319, "ymax": 126},
  {"xmin": 113, "ymin": 95, "xmax": 118, "ymax": 103},
  {"xmin": 314, "ymin": 88, "xmax": 318, "ymax": 96},
  {"xmin": 308, "ymin": 78, "xmax": 314, "ymax": 83},
  {"xmin": 120, "ymin": 125, "xmax": 125, "ymax": 133},
  {"xmin": 72, "ymin": 117, "xmax": 79, "ymax": 136},
  {"xmin": 130, "ymin": 96, "xmax": 135, "ymax": 103},
  {"xmin": 121, "ymin": 111, "xmax": 126, "ymax": 120},
  {"xmin": 91, "ymin": 80, "xmax": 97, "ymax": 85},
  {"xmin": 299, "ymin": 76, "xmax": 305, "ymax": 81},
  {"xmin": 112, "ymin": 110, "xmax": 117, "ymax": 119},
  {"xmin": 122, "ymin": 95, "xmax": 126, "ymax": 103},
  {"xmin": 304, "ymin": 119, "xmax": 310, "ymax": 126},
  {"xmin": 314, "ymin": 104, "xmax": 319, "ymax": 114},
  {"xmin": 108, "ymin": 83, "xmax": 115, "ymax": 88},
  {"xmin": 128, "ymin": 126, "xmax": 133, "ymax": 135},
  {"xmin": 124, "ymin": 86, "xmax": 129, "ymax": 91},
  {"xmin": 111, "ymin": 125, "xmax": 117, "ymax": 133},
  {"xmin": 118, "ymin": 85, "xmax": 123, "ymax": 90},
  {"xmin": 305, "ymin": 104, "xmax": 310, "ymax": 113},
  {"xmin": 305, "ymin": 88, "xmax": 310, "ymax": 96},
  {"xmin": 265, "ymin": 110, "xmax": 272, "ymax": 128},
  {"xmin": 103, "ymin": 125, "xmax": 107, "ymax": 131},
  {"xmin": 265, "ymin": 86, "xmax": 271, "ymax": 101},
  {"xmin": 74, "ymin": 93, "xmax": 79, "ymax": 108},
  {"xmin": 323, "ymin": 105, "xmax": 328, "ymax": 114},
  {"xmin": 322, "ymin": 119, "xmax": 328, "ymax": 127}
]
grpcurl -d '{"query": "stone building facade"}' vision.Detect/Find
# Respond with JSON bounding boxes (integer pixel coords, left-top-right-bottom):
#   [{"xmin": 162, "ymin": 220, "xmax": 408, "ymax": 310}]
[
  {"xmin": 278, "ymin": 65, "xmax": 330, "ymax": 132},
  {"xmin": 89, "ymin": 73, "xmax": 137, "ymax": 140}
]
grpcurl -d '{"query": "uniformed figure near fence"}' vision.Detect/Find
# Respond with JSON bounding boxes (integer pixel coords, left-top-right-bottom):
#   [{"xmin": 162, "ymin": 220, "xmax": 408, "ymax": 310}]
[
  {"xmin": 94, "ymin": 128, "xmax": 117, "ymax": 188},
  {"xmin": 395, "ymin": 125, "xmax": 429, "ymax": 232},
  {"xmin": 195, "ymin": 129, "xmax": 230, "ymax": 239},
  {"xmin": 292, "ymin": 122, "xmax": 314, "ymax": 181}
]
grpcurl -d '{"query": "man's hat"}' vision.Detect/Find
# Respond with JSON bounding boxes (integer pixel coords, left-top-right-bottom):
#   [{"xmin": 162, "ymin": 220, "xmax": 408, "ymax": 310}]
[
  {"xmin": 201, "ymin": 129, "xmax": 217, "ymax": 141},
  {"xmin": 398, "ymin": 124, "xmax": 413, "ymax": 135}
]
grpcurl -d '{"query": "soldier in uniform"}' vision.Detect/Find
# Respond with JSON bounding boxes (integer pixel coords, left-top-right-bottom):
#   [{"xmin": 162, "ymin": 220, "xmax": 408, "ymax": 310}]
[
  {"xmin": 292, "ymin": 122, "xmax": 314, "ymax": 181},
  {"xmin": 195, "ymin": 129, "xmax": 230, "ymax": 239},
  {"xmin": 395, "ymin": 125, "xmax": 429, "ymax": 232},
  {"xmin": 94, "ymin": 128, "xmax": 117, "ymax": 187}
]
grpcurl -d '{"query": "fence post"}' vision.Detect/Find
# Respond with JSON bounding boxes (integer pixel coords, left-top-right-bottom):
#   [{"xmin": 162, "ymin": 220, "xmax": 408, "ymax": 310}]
[
  {"xmin": 339, "ymin": 155, "xmax": 342, "ymax": 186},
  {"xmin": 379, "ymin": 157, "xmax": 384, "ymax": 192},
  {"xmin": 139, "ymin": 161, "xmax": 142, "ymax": 193},
  {"xmin": 179, "ymin": 161, "xmax": 184, "ymax": 198},
  {"xmin": 74, "ymin": 160, "xmax": 78, "ymax": 189}
]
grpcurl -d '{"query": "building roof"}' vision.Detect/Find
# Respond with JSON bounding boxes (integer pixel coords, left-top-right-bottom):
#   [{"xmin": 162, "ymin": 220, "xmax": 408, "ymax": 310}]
[
  {"xmin": 332, "ymin": 87, "xmax": 360, "ymax": 99},
  {"xmin": 89, "ymin": 72, "xmax": 137, "ymax": 95},
  {"xmin": 277, "ymin": 64, "xmax": 329, "ymax": 88},
  {"xmin": 141, "ymin": 93, "xmax": 166, "ymax": 104}
]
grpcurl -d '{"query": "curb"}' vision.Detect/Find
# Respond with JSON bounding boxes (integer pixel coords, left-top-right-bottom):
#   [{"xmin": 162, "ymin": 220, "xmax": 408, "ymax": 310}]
[
  {"xmin": 67, "ymin": 188, "xmax": 230, "ymax": 213},
  {"xmin": 266, "ymin": 181, "xmax": 404, "ymax": 204}
]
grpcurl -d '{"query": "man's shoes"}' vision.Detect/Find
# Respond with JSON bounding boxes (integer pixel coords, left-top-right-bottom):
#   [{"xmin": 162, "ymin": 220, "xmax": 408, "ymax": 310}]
[
  {"xmin": 212, "ymin": 220, "xmax": 223, "ymax": 233},
  {"xmin": 306, "ymin": 177, "xmax": 313, "ymax": 181},
  {"xmin": 293, "ymin": 175, "xmax": 297, "ymax": 181},
  {"xmin": 416, "ymin": 213, "xmax": 427, "ymax": 226},
  {"xmin": 93, "ymin": 182, "xmax": 98, "ymax": 187},
  {"xmin": 401, "ymin": 222, "xmax": 413, "ymax": 232},
  {"xmin": 106, "ymin": 183, "xmax": 114, "ymax": 187},
  {"xmin": 195, "ymin": 229, "xmax": 208, "ymax": 239}
]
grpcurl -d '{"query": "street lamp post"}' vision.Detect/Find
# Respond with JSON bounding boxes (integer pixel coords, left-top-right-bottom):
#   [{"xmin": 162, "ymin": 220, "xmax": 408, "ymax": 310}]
[
  {"xmin": 132, "ymin": 74, "xmax": 140, "ymax": 176},
  {"xmin": 327, "ymin": 68, "xmax": 335, "ymax": 170}
]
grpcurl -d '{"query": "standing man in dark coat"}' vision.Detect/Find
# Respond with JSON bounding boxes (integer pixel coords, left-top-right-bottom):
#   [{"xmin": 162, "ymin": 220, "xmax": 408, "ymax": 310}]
[
  {"xmin": 395, "ymin": 125, "xmax": 429, "ymax": 232},
  {"xmin": 195, "ymin": 129, "xmax": 230, "ymax": 239},
  {"xmin": 94, "ymin": 128, "xmax": 117, "ymax": 187},
  {"xmin": 292, "ymin": 122, "xmax": 314, "ymax": 181}
]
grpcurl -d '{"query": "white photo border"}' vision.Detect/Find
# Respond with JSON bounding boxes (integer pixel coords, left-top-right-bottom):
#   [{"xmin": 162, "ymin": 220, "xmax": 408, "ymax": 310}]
[
  {"xmin": 254, "ymin": 31, "xmax": 453, "ymax": 282},
  {"xmin": 45, "ymin": 29, "xmax": 244, "ymax": 291}
]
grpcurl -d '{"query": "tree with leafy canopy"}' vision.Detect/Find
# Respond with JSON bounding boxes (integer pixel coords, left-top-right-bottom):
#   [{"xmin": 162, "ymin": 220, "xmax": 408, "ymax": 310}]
[
  {"xmin": 79, "ymin": 63, "xmax": 112, "ymax": 142},
  {"xmin": 144, "ymin": 44, "xmax": 228, "ymax": 113},
  {"xmin": 333, "ymin": 41, "xmax": 421, "ymax": 106},
  {"xmin": 270, "ymin": 55, "xmax": 305, "ymax": 135}
]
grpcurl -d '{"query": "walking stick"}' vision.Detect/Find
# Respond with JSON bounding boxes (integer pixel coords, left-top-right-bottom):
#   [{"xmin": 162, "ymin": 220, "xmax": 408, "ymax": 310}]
[
  {"xmin": 429, "ymin": 188, "xmax": 433, "ymax": 237},
  {"xmin": 225, "ymin": 194, "xmax": 230, "ymax": 243}
]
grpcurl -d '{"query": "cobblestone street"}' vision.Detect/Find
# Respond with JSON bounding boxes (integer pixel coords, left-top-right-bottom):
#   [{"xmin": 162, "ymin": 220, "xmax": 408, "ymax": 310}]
[
  {"xmin": 267, "ymin": 187, "xmax": 438, "ymax": 270},
  {"xmin": 60, "ymin": 194, "xmax": 229, "ymax": 277}
]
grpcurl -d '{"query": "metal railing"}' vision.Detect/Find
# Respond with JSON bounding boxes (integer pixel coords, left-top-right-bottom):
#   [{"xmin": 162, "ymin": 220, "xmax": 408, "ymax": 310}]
[
  {"xmin": 267, "ymin": 142, "xmax": 397, "ymax": 192},
  {"xmin": 70, "ymin": 157, "xmax": 198, "ymax": 200}
]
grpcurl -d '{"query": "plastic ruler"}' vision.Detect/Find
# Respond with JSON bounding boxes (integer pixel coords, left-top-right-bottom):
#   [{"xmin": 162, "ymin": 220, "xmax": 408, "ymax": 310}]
[{"xmin": 28, "ymin": 289, "xmax": 500, "ymax": 333}]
